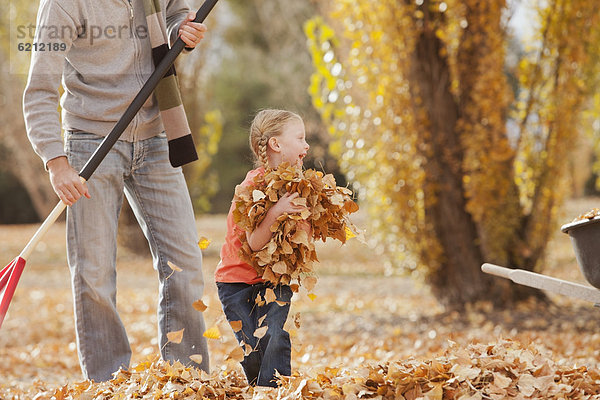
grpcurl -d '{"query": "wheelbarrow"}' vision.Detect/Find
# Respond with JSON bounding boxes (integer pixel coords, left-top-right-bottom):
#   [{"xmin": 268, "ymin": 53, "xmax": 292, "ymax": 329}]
[{"xmin": 482, "ymin": 215, "xmax": 600, "ymax": 306}]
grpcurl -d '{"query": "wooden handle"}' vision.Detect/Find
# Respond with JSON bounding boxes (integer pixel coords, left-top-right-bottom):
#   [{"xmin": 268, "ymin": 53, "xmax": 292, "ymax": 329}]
[{"xmin": 481, "ymin": 263, "xmax": 512, "ymax": 279}]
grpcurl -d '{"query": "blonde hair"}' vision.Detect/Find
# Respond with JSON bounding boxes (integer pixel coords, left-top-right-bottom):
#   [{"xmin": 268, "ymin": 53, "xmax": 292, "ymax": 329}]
[{"xmin": 249, "ymin": 109, "xmax": 302, "ymax": 168}]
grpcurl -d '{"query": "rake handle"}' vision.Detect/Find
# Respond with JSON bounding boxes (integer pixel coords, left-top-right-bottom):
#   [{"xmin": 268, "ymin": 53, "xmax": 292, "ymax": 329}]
[{"xmin": 79, "ymin": 0, "xmax": 219, "ymax": 180}]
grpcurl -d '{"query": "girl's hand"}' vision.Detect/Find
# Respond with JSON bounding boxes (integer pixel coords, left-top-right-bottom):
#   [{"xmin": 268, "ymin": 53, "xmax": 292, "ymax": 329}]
[
  {"xmin": 270, "ymin": 192, "xmax": 306, "ymax": 219},
  {"xmin": 246, "ymin": 192, "xmax": 307, "ymax": 251}
]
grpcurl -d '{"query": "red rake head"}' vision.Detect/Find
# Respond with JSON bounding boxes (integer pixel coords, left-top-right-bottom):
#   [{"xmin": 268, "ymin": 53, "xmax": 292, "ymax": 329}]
[{"xmin": 0, "ymin": 257, "xmax": 26, "ymax": 329}]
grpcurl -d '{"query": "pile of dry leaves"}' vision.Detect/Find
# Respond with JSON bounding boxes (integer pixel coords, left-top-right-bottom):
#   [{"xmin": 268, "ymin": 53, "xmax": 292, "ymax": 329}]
[
  {"xmin": 232, "ymin": 163, "xmax": 358, "ymax": 287},
  {"xmin": 572, "ymin": 208, "xmax": 600, "ymax": 222},
  {"xmin": 9, "ymin": 339, "xmax": 599, "ymax": 399}
]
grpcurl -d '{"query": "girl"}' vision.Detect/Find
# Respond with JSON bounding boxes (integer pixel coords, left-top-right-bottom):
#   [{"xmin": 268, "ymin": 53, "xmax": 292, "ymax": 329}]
[{"xmin": 215, "ymin": 109, "xmax": 310, "ymax": 387}]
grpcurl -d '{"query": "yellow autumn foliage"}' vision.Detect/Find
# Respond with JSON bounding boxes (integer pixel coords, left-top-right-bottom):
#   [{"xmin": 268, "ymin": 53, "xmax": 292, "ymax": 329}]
[{"xmin": 305, "ymin": 0, "xmax": 600, "ymax": 304}]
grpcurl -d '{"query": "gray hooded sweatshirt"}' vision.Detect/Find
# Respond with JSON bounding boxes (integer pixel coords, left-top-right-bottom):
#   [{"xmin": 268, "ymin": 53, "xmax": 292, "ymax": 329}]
[{"xmin": 23, "ymin": 0, "xmax": 189, "ymax": 167}]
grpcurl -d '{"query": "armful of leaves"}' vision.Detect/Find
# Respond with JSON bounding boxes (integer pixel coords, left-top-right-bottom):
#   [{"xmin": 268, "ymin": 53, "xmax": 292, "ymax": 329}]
[{"xmin": 233, "ymin": 163, "xmax": 359, "ymax": 288}]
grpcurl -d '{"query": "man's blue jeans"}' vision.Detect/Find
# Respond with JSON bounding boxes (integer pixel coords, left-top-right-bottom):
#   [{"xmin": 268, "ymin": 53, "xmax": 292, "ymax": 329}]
[
  {"xmin": 65, "ymin": 132, "xmax": 209, "ymax": 381},
  {"xmin": 217, "ymin": 282, "xmax": 292, "ymax": 387}
]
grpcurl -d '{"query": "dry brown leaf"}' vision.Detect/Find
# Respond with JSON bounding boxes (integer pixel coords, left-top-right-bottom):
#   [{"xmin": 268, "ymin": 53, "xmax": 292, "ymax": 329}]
[
  {"xmin": 189, "ymin": 354, "xmax": 203, "ymax": 364},
  {"xmin": 229, "ymin": 320, "xmax": 243, "ymax": 332},
  {"xmin": 233, "ymin": 163, "xmax": 358, "ymax": 287},
  {"xmin": 192, "ymin": 299, "xmax": 208, "ymax": 312},
  {"xmin": 258, "ymin": 314, "xmax": 267, "ymax": 326},
  {"xmin": 304, "ymin": 276, "xmax": 317, "ymax": 292},
  {"xmin": 265, "ymin": 288, "xmax": 277, "ymax": 304},
  {"xmin": 226, "ymin": 346, "xmax": 245, "ymax": 362},
  {"xmin": 166, "ymin": 328, "xmax": 184, "ymax": 344},
  {"xmin": 254, "ymin": 326, "xmax": 268, "ymax": 339},
  {"xmin": 167, "ymin": 261, "xmax": 182, "ymax": 272}
]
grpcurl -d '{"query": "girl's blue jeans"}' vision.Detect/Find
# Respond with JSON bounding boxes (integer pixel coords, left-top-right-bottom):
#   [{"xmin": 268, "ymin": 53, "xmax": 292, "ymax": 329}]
[
  {"xmin": 65, "ymin": 132, "xmax": 209, "ymax": 381},
  {"xmin": 217, "ymin": 282, "xmax": 292, "ymax": 387}
]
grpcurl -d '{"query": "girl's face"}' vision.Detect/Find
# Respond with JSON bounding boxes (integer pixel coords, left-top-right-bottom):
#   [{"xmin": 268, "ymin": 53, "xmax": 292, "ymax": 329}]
[{"xmin": 269, "ymin": 119, "xmax": 310, "ymax": 167}]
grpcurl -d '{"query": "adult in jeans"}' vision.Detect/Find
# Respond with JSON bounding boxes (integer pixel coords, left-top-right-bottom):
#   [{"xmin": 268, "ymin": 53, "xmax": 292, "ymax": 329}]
[{"xmin": 23, "ymin": 0, "xmax": 209, "ymax": 382}]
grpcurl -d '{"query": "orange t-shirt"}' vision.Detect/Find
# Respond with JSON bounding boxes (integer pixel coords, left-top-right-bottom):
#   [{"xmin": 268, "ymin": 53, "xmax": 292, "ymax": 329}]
[{"xmin": 215, "ymin": 167, "xmax": 265, "ymax": 284}]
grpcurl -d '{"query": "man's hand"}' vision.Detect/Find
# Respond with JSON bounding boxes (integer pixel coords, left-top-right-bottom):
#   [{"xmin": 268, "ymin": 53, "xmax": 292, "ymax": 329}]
[
  {"xmin": 178, "ymin": 11, "xmax": 207, "ymax": 49},
  {"xmin": 47, "ymin": 156, "xmax": 90, "ymax": 206}
]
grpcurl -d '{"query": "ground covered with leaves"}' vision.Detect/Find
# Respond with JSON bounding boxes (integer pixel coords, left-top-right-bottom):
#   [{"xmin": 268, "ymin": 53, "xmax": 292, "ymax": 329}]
[{"xmin": 2, "ymin": 199, "xmax": 600, "ymax": 399}]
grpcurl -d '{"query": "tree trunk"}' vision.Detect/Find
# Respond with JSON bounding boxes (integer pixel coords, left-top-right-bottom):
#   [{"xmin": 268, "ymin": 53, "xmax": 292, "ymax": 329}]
[
  {"xmin": 406, "ymin": 3, "xmax": 544, "ymax": 308},
  {"xmin": 408, "ymin": 27, "xmax": 498, "ymax": 308},
  {"xmin": 0, "ymin": 78, "xmax": 57, "ymax": 220}
]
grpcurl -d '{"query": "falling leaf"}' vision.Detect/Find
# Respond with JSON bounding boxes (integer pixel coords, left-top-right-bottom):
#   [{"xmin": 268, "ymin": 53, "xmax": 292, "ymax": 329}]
[
  {"xmin": 254, "ymin": 326, "xmax": 268, "ymax": 339},
  {"xmin": 192, "ymin": 299, "xmax": 207, "ymax": 312},
  {"xmin": 226, "ymin": 346, "xmax": 245, "ymax": 362},
  {"xmin": 344, "ymin": 226, "xmax": 356, "ymax": 240},
  {"xmin": 229, "ymin": 320, "xmax": 243, "ymax": 332},
  {"xmin": 198, "ymin": 237, "xmax": 211, "ymax": 249},
  {"xmin": 203, "ymin": 326, "xmax": 221, "ymax": 340},
  {"xmin": 189, "ymin": 354, "xmax": 203, "ymax": 364},
  {"xmin": 293, "ymin": 312, "xmax": 301, "ymax": 329},
  {"xmin": 167, "ymin": 261, "xmax": 182, "ymax": 272},
  {"xmin": 304, "ymin": 276, "xmax": 317, "ymax": 292},
  {"xmin": 307, "ymin": 293, "xmax": 317, "ymax": 301},
  {"xmin": 166, "ymin": 328, "xmax": 184, "ymax": 344}
]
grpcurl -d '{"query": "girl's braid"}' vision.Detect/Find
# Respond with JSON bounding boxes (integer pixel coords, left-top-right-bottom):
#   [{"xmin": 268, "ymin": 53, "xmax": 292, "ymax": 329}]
[{"xmin": 257, "ymin": 134, "xmax": 269, "ymax": 168}]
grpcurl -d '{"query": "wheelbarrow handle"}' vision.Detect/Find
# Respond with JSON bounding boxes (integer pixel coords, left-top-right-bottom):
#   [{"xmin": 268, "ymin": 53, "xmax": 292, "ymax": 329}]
[
  {"xmin": 482, "ymin": 262, "xmax": 600, "ymax": 305},
  {"xmin": 481, "ymin": 263, "xmax": 512, "ymax": 279}
]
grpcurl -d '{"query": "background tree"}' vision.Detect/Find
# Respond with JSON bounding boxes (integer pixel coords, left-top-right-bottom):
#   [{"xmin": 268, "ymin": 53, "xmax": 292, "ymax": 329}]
[
  {"xmin": 207, "ymin": 0, "xmax": 340, "ymax": 212},
  {"xmin": 306, "ymin": 0, "xmax": 600, "ymax": 308},
  {"xmin": 0, "ymin": 1, "xmax": 56, "ymax": 222}
]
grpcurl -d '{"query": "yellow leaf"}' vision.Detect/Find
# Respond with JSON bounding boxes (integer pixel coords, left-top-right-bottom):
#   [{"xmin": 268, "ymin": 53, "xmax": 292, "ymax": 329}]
[
  {"xmin": 167, "ymin": 328, "xmax": 184, "ymax": 344},
  {"xmin": 203, "ymin": 326, "xmax": 221, "ymax": 339},
  {"xmin": 189, "ymin": 354, "xmax": 203, "ymax": 364},
  {"xmin": 192, "ymin": 299, "xmax": 207, "ymax": 312},
  {"xmin": 307, "ymin": 293, "xmax": 317, "ymax": 301},
  {"xmin": 344, "ymin": 225, "xmax": 356, "ymax": 240},
  {"xmin": 198, "ymin": 237, "xmax": 211, "ymax": 250},
  {"xmin": 229, "ymin": 320, "xmax": 243, "ymax": 332}
]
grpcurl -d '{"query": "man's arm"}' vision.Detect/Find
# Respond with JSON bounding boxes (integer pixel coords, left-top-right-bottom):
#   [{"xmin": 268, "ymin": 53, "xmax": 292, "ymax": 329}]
[
  {"xmin": 23, "ymin": 0, "xmax": 89, "ymax": 205},
  {"xmin": 23, "ymin": 0, "xmax": 75, "ymax": 167}
]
